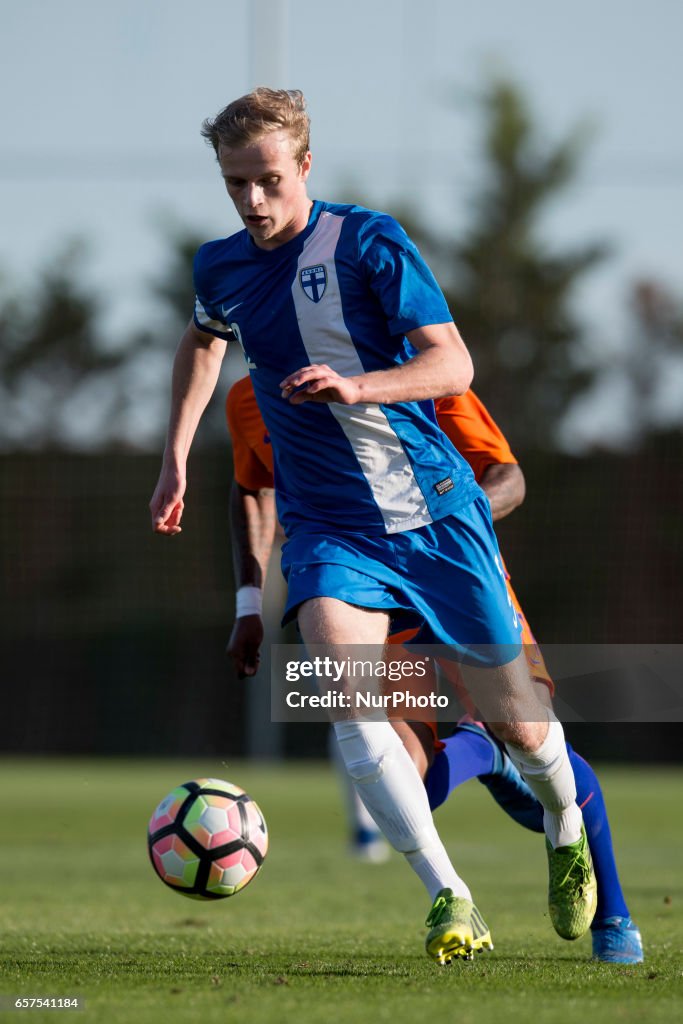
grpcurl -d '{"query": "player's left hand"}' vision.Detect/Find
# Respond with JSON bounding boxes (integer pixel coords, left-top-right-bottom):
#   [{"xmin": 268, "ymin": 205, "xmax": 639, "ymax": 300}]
[
  {"xmin": 227, "ymin": 615, "xmax": 264, "ymax": 679},
  {"xmin": 280, "ymin": 364, "xmax": 362, "ymax": 405}
]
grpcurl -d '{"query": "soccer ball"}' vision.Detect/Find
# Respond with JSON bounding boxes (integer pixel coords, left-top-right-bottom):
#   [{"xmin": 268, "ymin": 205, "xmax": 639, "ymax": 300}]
[{"xmin": 147, "ymin": 778, "xmax": 268, "ymax": 899}]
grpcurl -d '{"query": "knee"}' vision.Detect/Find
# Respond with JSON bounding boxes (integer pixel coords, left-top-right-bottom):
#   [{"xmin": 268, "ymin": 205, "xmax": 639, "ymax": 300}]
[{"xmin": 488, "ymin": 719, "xmax": 548, "ymax": 752}]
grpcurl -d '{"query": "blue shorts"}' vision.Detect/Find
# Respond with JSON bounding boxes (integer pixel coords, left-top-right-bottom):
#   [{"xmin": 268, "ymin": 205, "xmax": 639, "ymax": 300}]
[{"xmin": 280, "ymin": 495, "xmax": 521, "ymax": 666}]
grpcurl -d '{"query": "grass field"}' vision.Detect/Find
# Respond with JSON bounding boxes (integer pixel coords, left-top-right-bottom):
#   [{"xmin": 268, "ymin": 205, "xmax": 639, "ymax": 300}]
[{"xmin": 0, "ymin": 758, "xmax": 680, "ymax": 1024}]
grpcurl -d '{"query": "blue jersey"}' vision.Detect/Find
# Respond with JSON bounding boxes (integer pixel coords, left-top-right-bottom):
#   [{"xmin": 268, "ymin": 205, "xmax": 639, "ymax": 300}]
[{"xmin": 193, "ymin": 200, "xmax": 481, "ymax": 537}]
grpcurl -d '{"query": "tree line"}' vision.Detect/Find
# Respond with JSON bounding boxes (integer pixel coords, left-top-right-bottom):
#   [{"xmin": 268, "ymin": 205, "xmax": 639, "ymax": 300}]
[{"xmin": 1, "ymin": 79, "xmax": 681, "ymax": 455}]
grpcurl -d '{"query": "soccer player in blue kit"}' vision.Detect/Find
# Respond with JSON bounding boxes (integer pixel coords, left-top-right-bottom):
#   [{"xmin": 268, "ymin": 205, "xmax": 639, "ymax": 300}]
[{"xmin": 150, "ymin": 88, "xmax": 597, "ymax": 964}]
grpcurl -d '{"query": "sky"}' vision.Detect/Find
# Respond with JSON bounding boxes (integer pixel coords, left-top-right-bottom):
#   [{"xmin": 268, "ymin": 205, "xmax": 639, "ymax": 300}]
[{"xmin": 1, "ymin": 0, "xmax": 682, "ymax": 443}]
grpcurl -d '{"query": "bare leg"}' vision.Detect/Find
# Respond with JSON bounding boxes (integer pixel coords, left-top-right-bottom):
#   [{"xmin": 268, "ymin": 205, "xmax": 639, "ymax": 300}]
[
  {"xmin": 391, "ymin": 720, "xmax": 435, "ymax": 781},
  {"xmin": 460, "ymin": 651, "xmax": 549, "ymax": 749}
]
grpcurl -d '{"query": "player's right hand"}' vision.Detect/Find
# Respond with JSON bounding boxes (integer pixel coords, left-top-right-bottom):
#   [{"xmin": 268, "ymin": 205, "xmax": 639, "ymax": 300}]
[
  {"xmin": 279, "ymin": 364, "xmax": 362, "ymax": 406},
  {"xmin": 149, "ymin": 466, "xmax": 186, "ymax": 535},
  {"xmin": 227, "ymin": 615, "xmax": 264, "ymax": 678}
]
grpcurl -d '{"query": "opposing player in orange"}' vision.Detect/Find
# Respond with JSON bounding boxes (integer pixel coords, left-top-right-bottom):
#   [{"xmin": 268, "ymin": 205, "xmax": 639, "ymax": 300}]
[{"xmin": 226, "ymin": 374, "xmax": 643, "ymax": 964}]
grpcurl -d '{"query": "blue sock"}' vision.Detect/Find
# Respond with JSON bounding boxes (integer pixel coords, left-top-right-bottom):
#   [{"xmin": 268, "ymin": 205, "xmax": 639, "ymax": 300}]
[
  {"xmin": 427, "ymin": 725, "xmax": 545, "ymax": 831},
  {"xmin": 425, "ymin": 728, "xmax": 498, "ymax": 811},
  {"xmin": 566, "ymin": 744, "xmax": 630, "ymax": 923},
  {"xmin": 425, "ymin": 729, "xmax": 631, "ymax": 925}
]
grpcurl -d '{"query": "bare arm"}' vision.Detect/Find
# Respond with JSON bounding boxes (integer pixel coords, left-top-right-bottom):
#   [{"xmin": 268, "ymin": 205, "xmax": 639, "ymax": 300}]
[
  {"xmin": 280, "ymin": 322, "xmax": 473, "ymax": 406},
  {"xmin": 478, "ymin": 463, "xmax": 526, "ymax": 521},
  {"xmin": 149, "ymin": 320, "xmax": 228, "ymax": 534},
  {"xmin": 226, "ymin": 481, "xmax": 277, "ymax": 678},
  {"xmin": 230, "ymin": 481, "xmax": 277, "ymax": 589}
]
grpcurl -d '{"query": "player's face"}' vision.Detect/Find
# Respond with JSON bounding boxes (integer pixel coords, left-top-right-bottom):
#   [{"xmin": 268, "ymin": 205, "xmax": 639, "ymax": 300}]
[{"xmin": 218, "ymin": 131, "xmax": 312, "ymax": 250}]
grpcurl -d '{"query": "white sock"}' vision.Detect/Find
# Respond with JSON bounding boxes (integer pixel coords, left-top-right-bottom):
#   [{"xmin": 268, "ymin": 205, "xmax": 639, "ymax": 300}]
[
  {"xmin": 505, "ymin": 714, "xmax": 583, "ymax": 849},
  {"xmin": 334, "ymin": 719, "xmax": 471, "ymax": 901},
  {"xmin": 327, "ymin": 727, "xmax": 380, "ymax": 837}
]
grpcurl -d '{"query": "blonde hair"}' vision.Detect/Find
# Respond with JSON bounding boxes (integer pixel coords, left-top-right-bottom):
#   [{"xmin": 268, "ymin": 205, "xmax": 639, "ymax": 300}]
[{"xmin": 201, "ymin": 88, "xmax": 311, "ymax": 166}]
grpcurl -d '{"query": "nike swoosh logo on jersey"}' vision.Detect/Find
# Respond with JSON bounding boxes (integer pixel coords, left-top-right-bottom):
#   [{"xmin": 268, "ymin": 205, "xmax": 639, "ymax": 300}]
[{"xmin": 221, "ymin": 301, "xmax": 243, "ymax": 319}]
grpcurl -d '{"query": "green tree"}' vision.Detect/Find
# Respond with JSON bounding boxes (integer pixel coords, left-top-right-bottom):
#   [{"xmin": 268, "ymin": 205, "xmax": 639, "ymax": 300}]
[
  {"xmin": 0, "ymin": 226, "xmax": 214, "ymax": 452},
  {"xmin": 0, "ymin": 240, "xmax": 133, "ymax": 450},
  {"xmin": 626, "ymin": 279, "xmax": 683, "ymax": 438},
  {"xmin": 403, "ymin": 78, "xmax": 609, "ymax": 451}
]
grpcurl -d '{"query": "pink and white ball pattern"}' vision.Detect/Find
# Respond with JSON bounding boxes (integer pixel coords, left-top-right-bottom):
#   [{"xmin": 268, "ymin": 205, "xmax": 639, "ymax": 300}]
[{"xmin": 148, "ymin": 778, "xmax": 268, "ymax": 899}]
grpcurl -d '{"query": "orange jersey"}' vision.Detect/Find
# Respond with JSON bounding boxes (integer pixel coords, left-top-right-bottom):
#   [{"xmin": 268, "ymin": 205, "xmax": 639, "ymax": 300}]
[
  {"xmin": 226, "ymin": 376, "xmax": 518, "ymax": 489},
  {"xmin": 226, "ymin": 375, "xmax": 274, "ymax": 489},
  {"xmin": 431, "ymin": 391, "xmax": 517, "ymax": 480}
]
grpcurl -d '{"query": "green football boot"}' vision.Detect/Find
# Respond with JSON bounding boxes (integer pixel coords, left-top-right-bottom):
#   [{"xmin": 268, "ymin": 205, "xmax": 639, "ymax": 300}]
[
  {"xmin": 425, "ymin": 888, "xmax": 493, "ymax": 965},
  {"xmin": 546, "ymin": 824, "xmax": 598, "ymax": 939}
]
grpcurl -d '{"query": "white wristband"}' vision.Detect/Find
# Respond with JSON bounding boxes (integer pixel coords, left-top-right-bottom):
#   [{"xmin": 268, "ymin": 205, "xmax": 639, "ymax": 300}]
[{"xmin": 235, "ymin": 586, "xmax": 263, "ymax": 618}]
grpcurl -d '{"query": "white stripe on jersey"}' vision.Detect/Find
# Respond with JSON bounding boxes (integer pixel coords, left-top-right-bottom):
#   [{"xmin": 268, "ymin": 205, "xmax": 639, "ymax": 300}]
[
  {"xmin": 291, "ymin": 211, "xmax": 432, "ymax": 533},
  {"xmin": 195, "ymin": 297, "xmax": 229, "ymax": 335}
]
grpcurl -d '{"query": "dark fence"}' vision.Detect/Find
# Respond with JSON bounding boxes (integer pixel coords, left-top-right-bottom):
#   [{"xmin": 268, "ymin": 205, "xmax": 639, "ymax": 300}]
[{"xmin": 2, "ymin": 437, "xmax": 682, "ymax": 759}]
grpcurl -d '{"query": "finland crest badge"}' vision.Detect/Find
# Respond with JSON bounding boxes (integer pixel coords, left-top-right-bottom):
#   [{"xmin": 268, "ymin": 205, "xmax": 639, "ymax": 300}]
[{"xmin": 300, "ymin": 264, "xmax": 327, "ymax": 303}]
